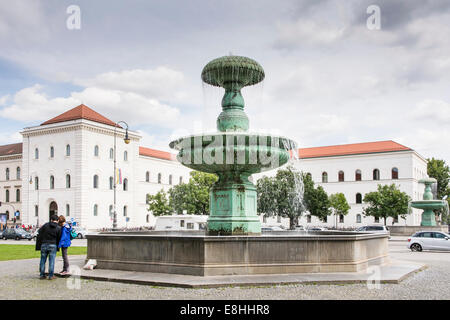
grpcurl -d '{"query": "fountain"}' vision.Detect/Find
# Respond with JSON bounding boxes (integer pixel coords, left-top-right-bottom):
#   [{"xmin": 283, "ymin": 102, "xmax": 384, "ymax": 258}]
[
  {"xmin": 410, "ymin": 178, "xmax": 449, "ymax": 226},
  {"xmin": 85, "ymin": 56, "xmax": 390, "ymax": 278}
]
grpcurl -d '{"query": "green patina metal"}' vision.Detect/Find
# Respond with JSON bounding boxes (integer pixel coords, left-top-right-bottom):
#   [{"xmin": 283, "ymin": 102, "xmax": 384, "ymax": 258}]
[
  {"xmin": 170, "ymin": 55, "xmax": 296, "ymax": 235},
  {"xmin": 410, "ymin": 178, "xmax": 447, "ymax": 226}
]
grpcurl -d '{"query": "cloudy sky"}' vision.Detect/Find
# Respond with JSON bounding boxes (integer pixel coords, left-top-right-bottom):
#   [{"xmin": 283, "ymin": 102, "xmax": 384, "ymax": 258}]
[{"xmin": 0, "ymin": 0, "xmax": 449, "ymax": 162}]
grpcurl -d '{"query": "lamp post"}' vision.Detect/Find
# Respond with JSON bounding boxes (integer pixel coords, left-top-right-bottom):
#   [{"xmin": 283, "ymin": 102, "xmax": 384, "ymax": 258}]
[{"xmin": 113, "ymin": 121, "xmax": 130, "ymax": 230}]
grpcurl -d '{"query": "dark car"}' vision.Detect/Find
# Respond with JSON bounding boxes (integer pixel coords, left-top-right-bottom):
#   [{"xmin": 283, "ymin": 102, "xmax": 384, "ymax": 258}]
[{"xmin": 2, "ymin": 228, "xmax": 33, "ymax": 241}]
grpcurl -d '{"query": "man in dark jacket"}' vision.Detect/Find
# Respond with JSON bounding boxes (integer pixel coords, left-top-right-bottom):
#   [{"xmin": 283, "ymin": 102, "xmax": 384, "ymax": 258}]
[{"xmin": 36, "ymin": 215, "xmax": 61, "ymax": 280}]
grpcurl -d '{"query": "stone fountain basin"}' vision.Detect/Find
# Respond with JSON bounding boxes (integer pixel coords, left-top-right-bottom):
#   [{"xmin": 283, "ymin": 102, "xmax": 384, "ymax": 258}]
[
  {"xmin": 410, "ymin": 200, "xmax": 446, "ymax": 210},
  {"xmin": 169, "ymin": 132, "xmax": 297, "ymax": 174}
]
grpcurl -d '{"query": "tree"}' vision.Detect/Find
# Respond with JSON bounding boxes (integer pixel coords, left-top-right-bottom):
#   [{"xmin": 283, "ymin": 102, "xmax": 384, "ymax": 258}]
[
  {"xmin": 329, "ymin": 193, "xmax": 351, "ymax": 227},
  {"xmin": 363, "ymin": 184, "xmax": 410, "ymax": 225},
  {"xmin": 302, "ymin": 173, "xmax": 331, "ymax": 222},
  {"xmin": 427, "ymin": 158, "xmax": 450, "ymax": 224},
  {"xmin": 168, "ymin": 171, "xmax": 218, "ymax": 215},
  {"xmin": 147, "ymin": 189, "xmax": 173, "ymax": 216}
]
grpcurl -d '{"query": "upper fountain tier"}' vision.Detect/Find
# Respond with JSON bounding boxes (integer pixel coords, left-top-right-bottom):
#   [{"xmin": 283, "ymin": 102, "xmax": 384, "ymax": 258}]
[{"xmin": 201, "ymin": 56, "xmax": 265, "ymax": 132}]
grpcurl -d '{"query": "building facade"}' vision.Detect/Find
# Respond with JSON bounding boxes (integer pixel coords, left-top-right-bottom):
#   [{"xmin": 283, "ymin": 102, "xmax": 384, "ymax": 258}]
[{"xmin": 0, "ymin": 104, "xmax": 430, "ymax": 230}]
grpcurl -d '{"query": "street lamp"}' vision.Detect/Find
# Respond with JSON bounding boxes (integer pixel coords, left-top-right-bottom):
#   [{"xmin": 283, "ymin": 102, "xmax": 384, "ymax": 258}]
[{"xmin": 113, "ymin": 121, "xmax": 130, "ymax": 230}]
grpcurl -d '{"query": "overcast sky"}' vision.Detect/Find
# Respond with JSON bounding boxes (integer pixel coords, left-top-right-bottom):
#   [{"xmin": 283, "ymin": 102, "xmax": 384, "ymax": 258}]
[{"xmin": 0, "ymin": 0, "xmax": 449, "ymax": 162}]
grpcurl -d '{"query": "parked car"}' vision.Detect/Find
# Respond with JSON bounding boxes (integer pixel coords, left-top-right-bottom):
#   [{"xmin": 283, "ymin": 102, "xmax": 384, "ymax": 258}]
[
  {"xmin": 2, "ymin": 228, "xmax": 33, "ymax": 241},
  {"xmin": 407, "ymin": 231, "xmax": 450, "ymax": 252},
  {"xmin": 355, "ymin": 225, "xmax": 389, "ymax": 234},
  {"xmin": 31, "ymin": 230, "xmax": 39, "ymax": 240},
  {"xmin": 261, "ymin": 226, "xmax": 285, "ymax": 231},
  {"xmin": 72, "ymin": 227, "xmax": 88, "ymax": 239},
  {"xmin": 295, "ymin": 225, "xmax": 305, "ymax": 231},
  {"xmin": 307, "ymin": 227, "xmax": 327, "ymax": 231}
]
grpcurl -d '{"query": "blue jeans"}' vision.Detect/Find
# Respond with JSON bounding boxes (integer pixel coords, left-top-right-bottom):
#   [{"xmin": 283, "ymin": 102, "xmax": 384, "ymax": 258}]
[{"xmin": 39, "ymin": 243, "xmax": 57, "ymax": 278}]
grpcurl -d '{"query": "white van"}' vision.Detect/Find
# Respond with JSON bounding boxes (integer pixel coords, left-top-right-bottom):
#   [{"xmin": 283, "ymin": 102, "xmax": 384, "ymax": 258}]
[{"xmin": 154, "ymin": 215, "xmax": 208, "ymax": 231}]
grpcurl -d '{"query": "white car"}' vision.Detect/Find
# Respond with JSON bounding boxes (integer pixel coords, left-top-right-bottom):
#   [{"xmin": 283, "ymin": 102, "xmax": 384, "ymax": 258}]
[
  {"xmin": 356, "ymin": 225, "xmax": 389, "ymax": 234},
  {"xmin": 407, "ymin": 231, "xmax": 450, "ymax": 252}
]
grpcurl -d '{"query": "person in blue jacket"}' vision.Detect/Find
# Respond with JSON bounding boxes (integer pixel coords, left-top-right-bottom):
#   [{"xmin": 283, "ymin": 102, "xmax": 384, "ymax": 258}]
[{"xmin": 58, "ymin": 216, "xmax": 72, "ymax": 275}]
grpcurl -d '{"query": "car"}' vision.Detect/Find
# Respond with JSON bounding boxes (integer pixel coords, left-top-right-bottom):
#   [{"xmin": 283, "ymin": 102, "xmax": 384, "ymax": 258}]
[
  {"xmin": 72, "ymin": 227, "xmax": 88, "ymax": 239},
  {"xmin": 2, "ymin": 228, "xmax": 33, "ymax": 241},
  {"xmin": 295, "ymin": 225, "xmax": 305, "ymax": 231},
  {"xmin": 355, "ymin": 225, "xmax": 389, "ymax": 234},
  {"xmin": 407, "ymin": 231, "xmax": 450, "ymax": 252},
  {"xmin": 307, "ymin": 227, "xmax": 327, "ymax": 231},
  {"xmin": 261, "ymin": 226, "xmax": 285, "ymax": 232},
  {"xmin": 31, "ymin": 230, "xmax": 39, "ymax": 240}
]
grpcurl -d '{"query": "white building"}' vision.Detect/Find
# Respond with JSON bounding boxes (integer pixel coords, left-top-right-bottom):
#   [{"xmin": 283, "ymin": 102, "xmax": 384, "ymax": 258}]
[{"xmin": 0, "ymin": 104, "xmax": 429, "ymax": 230}]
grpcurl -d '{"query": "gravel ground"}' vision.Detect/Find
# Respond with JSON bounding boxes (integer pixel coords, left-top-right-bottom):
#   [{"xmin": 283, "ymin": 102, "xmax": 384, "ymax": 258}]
[{"xmin": 1, "ymin": 241, "xmax": 449, "ymax": 300}]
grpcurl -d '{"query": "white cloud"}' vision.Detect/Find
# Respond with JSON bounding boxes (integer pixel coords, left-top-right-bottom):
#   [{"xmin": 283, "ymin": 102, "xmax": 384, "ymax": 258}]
[{"xmin": 412, "ymin": 99, "xmax": 450, "ymax": 124}]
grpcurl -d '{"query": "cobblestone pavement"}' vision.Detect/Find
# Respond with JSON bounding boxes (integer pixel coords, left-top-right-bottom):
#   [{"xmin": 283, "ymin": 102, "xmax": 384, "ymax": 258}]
[{"xmin": 1, "ymin": 241, "xmax": 449, "ymax": 300}]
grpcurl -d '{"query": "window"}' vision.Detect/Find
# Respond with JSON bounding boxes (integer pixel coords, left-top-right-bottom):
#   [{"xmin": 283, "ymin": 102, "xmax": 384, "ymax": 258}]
[
  {"xmin": 109, "ymin": 205, "xmax": 113, "ymax": 216},
  {"xmin": 5, "ymin": 190, "xmax": 9, "ymax": 202},
  {"xmin": 34, "ymin": 205, "xmax": 38, "ymax": 217},
  {"xmin": 422, "ymin": 232, "xmax": 433, "ymax": 238},
  {"xmin": 179, "ymin": 176, "xmax": 183, "ymax": 184},
  {"xmin": 374, "ymin": 217, "xmax": 380, "ymax": 223},
  {"xmin": 355, "ymin": 169, "xmax": 361, "ymax": 181},
  {"xmin": 16, "ymin": 189, "xmax": 20, "ymax": 202},
  {"xmin": 123, "ymin": 206, "xmax": 127, "ymax": 217},
  {"xmin": 180, "ymin": 220, "xmax": 185, "ymax": 227},
  {"xmin": 94, "ymin": 145, "xmax": 99, "ymax": 157},
  {"xmin": 66, "ymin": 204, "xmax": 70, "ymax": 216},
  {"xmin": 146, "ymin": 171, "xmax": 150, "ymax": 182},
  {"xmin": 66, "ymin": 174, "xmax": 71, "ymax": 188},
  {"xmin": 339, "ymin": 214, "xmax": 344, "ymax": 223},
  {"xmin": 146, "ymin": 214, "xmax": 150, "ymax": 223},
  {"xmin": 5, "ymin": 168, "xmax": 9, "ymax": 181},
  {"xmin": 50, "ymin": 146, "xmax": 54, "ymax": 158},
  {"xmin": 66, "ymin": 144, "xmax": 70, "ymax": 156},
  {"xmin": 356, "ymin": 193, "xmax": 362, "ymax": 204},
  {"xmin": 16, "ymin": 167, "xmax": 20, "ymax": 180},
  {"xmin": 169, "ymin": 175, "xmax": 173, "ymax": 185},
  {"xmin": 434, "ymin": 232, "xmax": 447, "ymax": 239},
  {"xmin": 93, "ymin": 204, "xmax": 98, "ymax": 216},
  {"xmin": 322, "ymin": 172, "xmax": 328, "ymax": 183},
  {"xmin": 338, "ymin": 171, "xmax": 344, "ymax": 182},
  {"xmin": 373, "ymin": 169, "xmax": 380, "ymax": 180},
  {"xmin": 263, "ymin": 215, "xmax": 267, "ymax": 223},
  {"xmin": 392, "ymin": 167, "xmax": 399, "ymax": 180},
  {"xmin": 124, "ymin": 151, "xmax": 128, "ymax": 161},
  {"xmin": 123, "ymin": 178, "xmax": 128, "ymax": 191},
  {"xmin": 187, "ymin": 223, "xmax": 194, "ymax": 230},
  {"xmin": 35, "ymin": 148, "xmax": 39, "ymax": 159},
  {"xmin": 93, "ymin": 175, "xmax": 99, "ymax": 188},
  {"xmin": 307, "ymin": 215, "xmax": 312, "ymax": 223},
  {"xmin": 109, "ymin": 148, "xmax": 114, "ymax": 159},
  {"xmin": 50, "ymin": 175, "xmax": 55, "ymax": 189},
  {"xmin": 306, "ymin": 172, "xmax": 312, "ymax": 179},
  {"xmin": 356, "ymin": 214, "xmax": 362, "ymax": 223},
  {"xmin": 35, "ymin": 177, "xmax": 39, "ymax": 190},
  {"xmin": 158, "ymin": 173, "xmax": 162, "ymax": 184},
  {"xmin": 109, "ymin": 176, "xmax": 114, "ymax": 190}
]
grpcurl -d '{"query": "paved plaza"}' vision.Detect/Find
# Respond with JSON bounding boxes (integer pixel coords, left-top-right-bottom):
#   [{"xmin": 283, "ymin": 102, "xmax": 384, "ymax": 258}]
[{"xmin": 1, "ymin": 239, "xmax": 450, "ymax": 300}]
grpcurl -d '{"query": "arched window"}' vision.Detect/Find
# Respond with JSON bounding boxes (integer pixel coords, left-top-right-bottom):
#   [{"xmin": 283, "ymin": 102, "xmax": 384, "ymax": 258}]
[
  {"xmin": 109, "ymin": 205, "xmax": 113, "ymax": 216},
  {"xmin": 94, "ymin": 145, "xmax": 99, "ymax": 157},
  {"xmin": 16, "ymin": 189, "xmax": 20, "ymax": 202},
  {"xmin": 35, "ymin": 148, "xmax": 39, "ymax": 159},
  {"xmin": 5, "ymin": 168, "xmax": 9, "ymax": 181},
  {"xmin": 66, "ymin": 204, "xmax": 70, "ymax": 216},
  {"xmin": 306, "ymin": 172, "xmax": 312, "ymax": 180},
  {"xmin": 146, "ymin": 171, "xmax": 150, "ymax": 182},
  {"xmin": 146, "ymin": 214, "xmax": 150, "ymax": 223},
  {"xmin": 124, "ymin": 151, "xmax": 128, "ymax": 161},
  {"xmin": 93, "ymin": 204, "xmax": 98, "ymax": 216},
  {"xmin": 66, "ymin": 174, "xmax": 71, "ymax": 188},
  {"xmin": 356, "ymin": 214, "xmax": 362, "ymax": 223},
  {"xmin": 35, "ymin": 177, "xmax": 39, "ymax": 190},
  {"xmin": 169, "ymin": 175, "xmax": 173, "ymax": 185},
  {"xmin": 34, "ymin": 205, "xmax": 39, "ymax": 217},
  {"xmin": 123, "ymin": 178, "xmax": 128, "ymax": 191},
  {"xmin": 5, "ymin": 190, "xmax": 9, "ymax": 202},
  {"xmin": 338, "ymin": 171, "xmax": 344, "ymax": 182},
  {"xmin": 109, "ymin": 176, "xmax": 113, "ymax": 190},
  {"xmin": 392, "ymin": 167, "xmax": 399, "ymax": 180},
  {"xmin": 123, "ymin": 206, "xmax": 127, "ymax": 217},
  {"xmin": 179, "ymin": 176, "xmax": 183, "ymax": 184},
  {"xmin": 109, "ymin": 148, "xmax": 114, "ymax": 159},
  {"xmin": 158, "ymin": 173, "xmax": 162, "ymax": 184},
  {"xmin": 355, "ymin": 169, "xmax": 362, "ymax": 181},
  {"xmin": 50, "ymin": 146, "xmax": 54, "ymax": 158},
  {"xmin": 16, "ymin": 167, "xmax": 20, "ymax": 180},
  {"xmin": 50, "ymin": 175, "xmax": 55, "ymax": 189},
  {"xmin": 373, "ymin": 169, "xmax": 380, "ymax": 180},
  {"xmin": 356, "ymin": 193, "xmax": 362, "ymax": 204},
  {"xmin": 322, "ymin": 172, "xmax": 328, "ymax": 183},
  {"xmin": 66, "ymin": 144, "xmax": 70, "ymax": 156},
  {"xmin": 339, "ymin": 214, "xmax": 344, "ymax": 223},
  {"xmin": 93, "ymin": 175, "xmax": 99, "ymax": 188}
]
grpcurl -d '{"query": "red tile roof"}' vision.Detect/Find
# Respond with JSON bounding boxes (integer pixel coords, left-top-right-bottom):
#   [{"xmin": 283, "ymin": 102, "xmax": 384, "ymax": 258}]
[
  {"xmin": 139, "ymin": 147, "xmax": 176, "ymax": 161},
  {"xmin": 41, "ymin": 104, "xmax": 119, "ymax": 127},
  {"xmin": 0, "ymin": 143, "xmax": 22, "ymax": 157},
  {"xmin": 299, "ymin": 140, "xmax": 411, "ymax": 159}
]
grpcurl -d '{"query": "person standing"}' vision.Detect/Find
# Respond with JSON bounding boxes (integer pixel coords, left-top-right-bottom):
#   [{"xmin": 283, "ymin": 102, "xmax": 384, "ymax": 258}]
[
  {"xmin": 36, "ymin": 215, "xmax": 61, "ymax": 280},
  {"xmin": 57, "ymin": 215, "xmax": 72, "ymax": 275}
]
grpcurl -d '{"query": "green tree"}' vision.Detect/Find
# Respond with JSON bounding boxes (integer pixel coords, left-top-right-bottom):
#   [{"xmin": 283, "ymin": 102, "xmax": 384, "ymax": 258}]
[
  {"xmin": 303, "ymin": 173, "xmax": 331, "ymax": 222},
  {"xmin": 329, "ymin": 193, "xmax": 351, "ymax": 227},
  {"xmin": 427, "ymin": 158, "xmax": 450, "ymax": 224},
  {"xmin": 168, "ymin": 171, "xmax": 218, "ymax": 215},
  {"xmin": 363, "ymin": 184, "xmax": 411, "ymax": 225},
  {"xmin": 146, "ymin": 189, "xmax": 173, "ymax": 216}
]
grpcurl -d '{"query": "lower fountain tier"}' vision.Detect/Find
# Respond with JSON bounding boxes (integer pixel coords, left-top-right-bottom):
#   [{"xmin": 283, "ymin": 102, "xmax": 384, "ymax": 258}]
[{"xmin": 86, "ymin": 232, "xmax": 390, "ymax": 276}]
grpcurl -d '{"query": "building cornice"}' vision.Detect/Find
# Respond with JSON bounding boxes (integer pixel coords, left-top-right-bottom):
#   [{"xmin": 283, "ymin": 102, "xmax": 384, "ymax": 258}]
[{"xmin": 0, "ymin": 154, "xmax": 22, "ymax": 161}]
